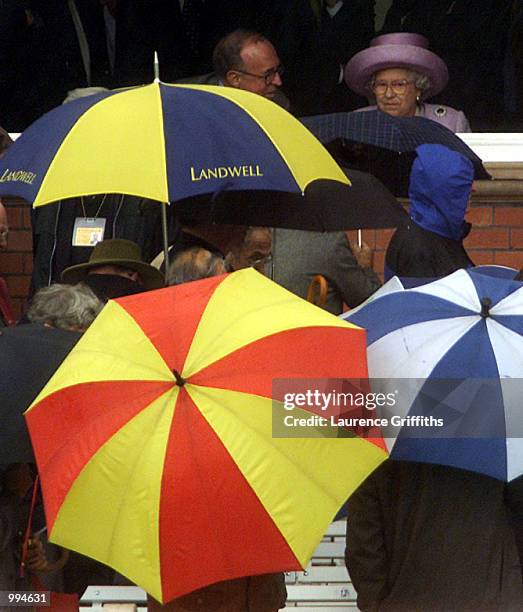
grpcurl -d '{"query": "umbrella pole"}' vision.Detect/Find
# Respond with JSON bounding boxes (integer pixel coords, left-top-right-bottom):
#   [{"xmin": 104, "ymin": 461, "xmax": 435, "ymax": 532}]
[
  {"xmin": 161, "ymin": 203, "xmax": 169, "ymax": 283},
  {"xmin": 269, "ymin": 228, "xmax": 275, "ymax": 280}
]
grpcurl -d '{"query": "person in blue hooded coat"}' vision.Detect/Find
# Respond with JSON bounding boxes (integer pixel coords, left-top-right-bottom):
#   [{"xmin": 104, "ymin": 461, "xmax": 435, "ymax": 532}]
[{"xmin": 385, "ymin": 144, "xmax": 475, "ymax": 281}]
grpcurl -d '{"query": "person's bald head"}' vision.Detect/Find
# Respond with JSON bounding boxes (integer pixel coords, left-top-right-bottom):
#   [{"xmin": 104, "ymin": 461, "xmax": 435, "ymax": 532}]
[
  {"xmin": 167, "ymin": 247, "xmax": 228, "ymax": 285},
  {"xmin": 214, "ymin": 30, "xmax": 283, "ymax": 101},
  {"xmin": 230, "ymin": 226, "xmax": 272, "ymax": 272}
]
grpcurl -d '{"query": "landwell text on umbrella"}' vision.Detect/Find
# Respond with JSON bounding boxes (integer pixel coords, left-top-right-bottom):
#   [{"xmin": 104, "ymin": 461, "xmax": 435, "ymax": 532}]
[
  {"xmin": 0, "ymin": 169, "xmax": 37, "ymax": 185},
  {"xmin": 190, "ymin": 165, "xmax": 264, "ymax": 181}
]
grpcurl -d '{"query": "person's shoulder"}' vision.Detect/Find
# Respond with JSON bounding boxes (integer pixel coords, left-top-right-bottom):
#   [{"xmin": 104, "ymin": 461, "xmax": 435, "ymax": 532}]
[
  {"xmin": 176, "ymin": 72, "xmax": 220, "ymax": 85},
  {"xmin": 272, "ymin": 88, "xmax": 291, "ymax": 111},
  {"xmin": 353, "ymin": 105, "xmax": 377, "ymax": 113},
  {"xmin": 422, "ymin": 103, "xmax": 462, "ymax": 118},
  {"xmin": 274, "ymin": 231, "xmax": 344, "ymax": 272},
  {"xmin": 420, "ymin": 104, "xmax": 471, "ymax": 132},
  {"xmin": 387, "ymin": 221, "xmax": 434, "ymax": 254}
]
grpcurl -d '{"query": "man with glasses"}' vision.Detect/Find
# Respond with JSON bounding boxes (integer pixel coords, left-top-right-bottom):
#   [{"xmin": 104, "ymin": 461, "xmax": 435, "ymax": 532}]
[
  {"xmin": 212, "ymin": 29, "xmax": 287, "ymax": 106},
  {"xmin": 228, "ymin": 226, "xmax": 272, "ymax": 273},
  {"xmin": 179, "ymin": 29, "xmax": 290, "ymax": 110}
]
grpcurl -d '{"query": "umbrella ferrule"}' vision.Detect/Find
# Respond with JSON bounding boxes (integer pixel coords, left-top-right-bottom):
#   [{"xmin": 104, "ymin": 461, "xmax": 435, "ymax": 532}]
[
  {"xmin": 480, "ymin": 297, "xmax": 492, "ymax": 318},
  {"xmin": 173, "ymin": 369, "xmax": 187, "ymax": 387}
]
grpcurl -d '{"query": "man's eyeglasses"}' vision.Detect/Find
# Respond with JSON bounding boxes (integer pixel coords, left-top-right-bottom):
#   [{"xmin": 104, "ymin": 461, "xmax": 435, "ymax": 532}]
[
  {"xmin": 248, "ymin": 253, "xmax": 272, "ymax": 268},
  {"xmin": 235, "ymin": 65, "xmax": 285, "ymax": 85},
  {"xmin": 371, "ymin": 79, "xmax": 415, "ymax": 96}
]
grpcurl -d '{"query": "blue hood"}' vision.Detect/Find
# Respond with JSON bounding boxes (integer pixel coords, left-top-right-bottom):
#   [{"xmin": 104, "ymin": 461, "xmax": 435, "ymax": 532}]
[{"xmin": 409, "ymin": 144, "xmax": 474, "ymax": 241}]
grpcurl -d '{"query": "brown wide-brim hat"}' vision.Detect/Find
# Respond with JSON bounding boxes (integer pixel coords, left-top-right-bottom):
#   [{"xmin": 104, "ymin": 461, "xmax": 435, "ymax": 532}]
[
  {"xmin": 61, "ymin": 238, "xmax": 164, "ymax": 290},
  {"xmin": 344, "ymin": 33, "xmax": 449, "ymax": 100}
]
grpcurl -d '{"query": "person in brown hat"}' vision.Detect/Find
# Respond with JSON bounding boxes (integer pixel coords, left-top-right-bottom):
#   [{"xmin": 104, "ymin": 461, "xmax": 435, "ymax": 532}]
[
  {"xmin": 344, "ymin": 33, "xmax": 471, "ymax": 132},
  {"xmin": 61, "ymin": 238, "xmax": 164, "ymax": 300}
]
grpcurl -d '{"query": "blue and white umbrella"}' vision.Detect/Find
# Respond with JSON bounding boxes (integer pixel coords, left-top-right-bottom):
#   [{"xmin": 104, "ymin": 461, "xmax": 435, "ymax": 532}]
[{"xmin": 344, "ymin": 268, "xmax": 523, "ymax": 481}]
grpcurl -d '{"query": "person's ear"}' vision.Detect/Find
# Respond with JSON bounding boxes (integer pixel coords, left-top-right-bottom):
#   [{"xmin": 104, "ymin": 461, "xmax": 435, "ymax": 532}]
[{"xmin": 225, "ymin": 70, "xmax": 241, "ymax": 89}]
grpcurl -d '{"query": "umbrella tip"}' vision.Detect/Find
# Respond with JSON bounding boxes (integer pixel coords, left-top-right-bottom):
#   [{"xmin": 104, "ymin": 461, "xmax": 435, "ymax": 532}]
[
  {"xmin": 480, "ymin": 297, "xmax": 492, "ymax": 318},
  {"xmin": 154, "ymin": 51, "xmax": 160, "ymax": 84},
  {"xmin": 173, "ymin": 369, "xmax": 187, "ymax": 387}
]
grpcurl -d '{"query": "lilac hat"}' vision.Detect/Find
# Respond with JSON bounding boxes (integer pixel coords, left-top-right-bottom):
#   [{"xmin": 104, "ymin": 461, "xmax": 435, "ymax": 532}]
[{"xmin": 344, "ymin": 33, "xmax": 449, "ymax": 100}]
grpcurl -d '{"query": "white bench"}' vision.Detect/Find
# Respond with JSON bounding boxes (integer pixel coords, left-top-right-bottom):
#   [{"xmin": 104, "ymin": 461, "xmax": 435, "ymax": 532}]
[
  {"xmin": 310, "ymin": 540, "xmax": 346, "ymax": 562},
  {"xmin": 80, "ymin": 586, "xmax": 146, "ymax": 610},
  {"xmin": 285, "ymin": 584, "xmax": 357, "ymax": 607},
  {"xmin": 323, "ymin": 521, "xmax": 346, "ymax": 538},
  {"xmin": 284, "ymin": 523, "xmax": 357, "ymax": 608},
  {"xmin": 286, "ymin": 566, "xmax": 350, "ymax": 584}
]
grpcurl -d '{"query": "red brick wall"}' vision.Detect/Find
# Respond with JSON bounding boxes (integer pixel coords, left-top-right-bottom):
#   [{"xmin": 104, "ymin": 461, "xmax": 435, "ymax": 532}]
[
  {"xmin": 348, "ymin": 198, "xmax": 523, "ymax": 279},
  {"xmin": 1, "ymin": 197, "xmax": 33, "ymax": 319},
  {"xmin": 2, "ymin": 196, "xmax": 523, "ymax": 321}
]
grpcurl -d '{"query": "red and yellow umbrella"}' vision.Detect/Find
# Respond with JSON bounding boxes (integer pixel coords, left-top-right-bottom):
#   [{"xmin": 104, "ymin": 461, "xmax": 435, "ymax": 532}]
[{"xmin": 25, "ymin": 269, "xmax": 386, "ymax": 604}]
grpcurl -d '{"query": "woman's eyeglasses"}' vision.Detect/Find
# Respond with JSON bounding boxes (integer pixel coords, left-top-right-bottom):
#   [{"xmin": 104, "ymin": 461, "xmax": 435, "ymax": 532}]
[{"xmin": 371, "ymin": 79, "xmax": 415, "ymax": 96}]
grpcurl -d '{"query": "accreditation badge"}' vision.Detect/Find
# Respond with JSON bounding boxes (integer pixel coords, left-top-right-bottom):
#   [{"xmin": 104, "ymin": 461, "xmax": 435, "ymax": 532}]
[{"xmin": 72, "ymin": 217, "xmax": 107, "ymax": 246}]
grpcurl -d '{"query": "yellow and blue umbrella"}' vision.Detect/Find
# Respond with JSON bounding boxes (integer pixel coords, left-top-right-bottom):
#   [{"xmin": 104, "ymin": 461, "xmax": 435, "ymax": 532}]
[
  {"xmin": 0, "ymin": 83, "xmax": 345, "ymax": 205},
  {"xmin": 0, "ymin": 83, "xmax": 399, "ymax": 231}
]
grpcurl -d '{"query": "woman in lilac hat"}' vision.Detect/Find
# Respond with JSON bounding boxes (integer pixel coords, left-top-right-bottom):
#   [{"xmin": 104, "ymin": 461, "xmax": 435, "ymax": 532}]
[{"xmin": 344, "ymin": 33, "xmax": 471, "ymax": 132}]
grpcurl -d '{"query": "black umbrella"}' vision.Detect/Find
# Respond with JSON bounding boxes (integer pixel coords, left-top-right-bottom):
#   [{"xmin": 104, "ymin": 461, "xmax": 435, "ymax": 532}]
[
  {"xmin": 0, "ymin": 324, "xmax": 80, "ymax": 464},
  {"xmin": 172, "ymin": 167, "xmax": 407, "ymax": 231},
  {"xmin": 301, "ymin": 111, "xmax": 491, "ymax": 197}
]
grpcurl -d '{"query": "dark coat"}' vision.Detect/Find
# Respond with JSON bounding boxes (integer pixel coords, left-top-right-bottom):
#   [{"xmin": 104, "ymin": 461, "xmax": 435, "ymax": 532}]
[
  {"xmin": 385, "ymin": 220, "xmax": 474, "ymax": 280},
  {"xmin": 318, "ymin": 0, "xmax": 375, "ymax": 112},
  {"xmin": 0, "ymin": 493, "xmax": 36, "ymax": 611},
  {"xmin": 30, "ymin": 195, "xmax": 163, "ymax": 293},
  {"xmin": 249, "ymin": 0, "xmax": 340, "ymax": 115},
  {"xmin": 271, "ymin": 229, "xmax": 381, "ymax": 314},
  {"xmin": 22, "ymin": 1, "xmax": 113, "ymax": 120},
  {"xmin": 114, "ymin": 0, "xmax": 254, "ymax": 86},
  {"xmin": 346, "ymin": 460, "xmax": 523, "ymax": 611},
  {"xmin": 0, "ymin": 1, "xmax": 34, "ymax": 130},
  {"xmin": 114, "ymin": 0, "xmax": 189, "ymax": 85}
]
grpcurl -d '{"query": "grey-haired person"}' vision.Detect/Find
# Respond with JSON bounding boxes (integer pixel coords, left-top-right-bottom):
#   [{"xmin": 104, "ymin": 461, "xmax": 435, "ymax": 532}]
[
  {"xmin": 344, "ymin": 32, "xmax": 471, "ymax": 132},
  {"xmin": 27, "ymin": 283, "xmax": 103, "ymax": 332}
]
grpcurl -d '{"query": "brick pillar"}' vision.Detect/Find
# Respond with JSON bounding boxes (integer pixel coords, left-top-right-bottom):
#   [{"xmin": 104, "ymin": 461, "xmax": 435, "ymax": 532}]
[{"xmin": 0, "ymin": 197, "xmax": 33, "ymax": 319}]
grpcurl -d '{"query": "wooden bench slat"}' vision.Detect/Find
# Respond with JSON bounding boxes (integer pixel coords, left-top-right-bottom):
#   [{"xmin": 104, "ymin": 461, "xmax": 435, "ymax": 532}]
[
  {"xmin": 323, "ymin": 520, "xmax": 346, "ymax": 537},
  {"xmin": 283, "ymin": 606, "xmax": 357, "ymax": 610},
  {"xmin": 80, "ymin": 586, "xmax": 147, "ymax": 604},
  {"xmin": 311, "ymin": 541, "xmax": 345, "ymax": 559},
  {"xmin": 297, "ymin": 566, "xmax": 349, "ymax": 583}
]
